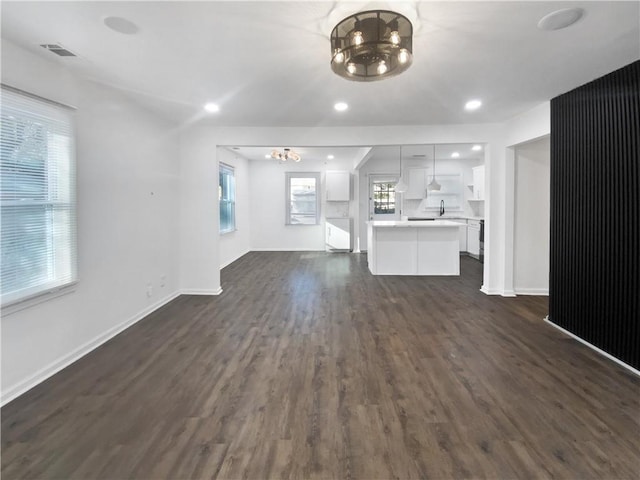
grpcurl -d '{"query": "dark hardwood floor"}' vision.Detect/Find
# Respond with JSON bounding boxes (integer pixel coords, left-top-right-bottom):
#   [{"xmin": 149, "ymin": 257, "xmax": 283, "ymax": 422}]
[{"xmin": 2, "ymin": 252, "xmax": 639, "ymax": 479}]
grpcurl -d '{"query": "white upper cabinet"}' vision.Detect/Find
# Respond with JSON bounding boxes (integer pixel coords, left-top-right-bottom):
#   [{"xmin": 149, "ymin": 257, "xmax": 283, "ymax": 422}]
[
  {"xmin": 405, "ymin": 167, "xmax": 428, "ymax": 199},
  {"xmin": 472, "ymin": 165, "xmax": 485, "ymax": 200},
  {"xmin": 326, "ymin": 171, "xmax": 350, "ymax": 201}
]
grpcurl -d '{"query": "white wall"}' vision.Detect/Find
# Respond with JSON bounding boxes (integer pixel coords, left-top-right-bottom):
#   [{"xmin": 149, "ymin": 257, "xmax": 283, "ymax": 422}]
[
  {"xmin": 178, "ymin": 125, "xmax": 220, "ymax": 294},
  {"xmin": 514, "ymin": 136, "xmax": 550, "ymax": 294},
  {"xmin": 249, "ymin": 157, "xmax": 354, "ymax": 251},
  {"xmin": 493, "ymin": 101, "xmax": 551, "ymax": 296},
  {"xmin": 218, "ymin": 148, "xmax": 251, "ymax": 268},
  {"xmin": 1, "ymin": 41, "xmax": 180, "ymax": 404}
]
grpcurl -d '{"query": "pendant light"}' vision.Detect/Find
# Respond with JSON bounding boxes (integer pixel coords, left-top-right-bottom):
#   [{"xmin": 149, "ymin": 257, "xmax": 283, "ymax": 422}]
[
  {"xmin": 395, "ymin": 145, "xmax": 408, "ymax": 193},
  {"xmin": 427, "ymin": 144, "xmax": 441, "ymax": 191}
]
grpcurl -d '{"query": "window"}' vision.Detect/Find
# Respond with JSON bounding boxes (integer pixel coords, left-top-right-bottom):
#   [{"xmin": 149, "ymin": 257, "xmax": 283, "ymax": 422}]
[
  {"xmin": 219, "ymin": 163, "xmax": 235, "ymax": 234},
  {"xmin": 372, "ymin": 181, "xmax": 396, "ymax": 214},
  {"xmin": 1, "ymin": 85, "xmax": 77, "ymax": 306},
  {"xmin": 285, "ymin": 172, "xmax": 320, "ymax": 225}
]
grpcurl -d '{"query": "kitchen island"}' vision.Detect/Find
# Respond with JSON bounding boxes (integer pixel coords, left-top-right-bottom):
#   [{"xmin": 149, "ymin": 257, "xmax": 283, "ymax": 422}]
[{"xmin": 367, "ymin": 220, "xmax": 460, "ymax": 275}]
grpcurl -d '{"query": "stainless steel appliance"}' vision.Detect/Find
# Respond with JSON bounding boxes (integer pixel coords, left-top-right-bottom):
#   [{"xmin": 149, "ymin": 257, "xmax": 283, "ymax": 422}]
[{"xmin": 479, "ymin": 220, "xmax": 485, "ymax": 264}]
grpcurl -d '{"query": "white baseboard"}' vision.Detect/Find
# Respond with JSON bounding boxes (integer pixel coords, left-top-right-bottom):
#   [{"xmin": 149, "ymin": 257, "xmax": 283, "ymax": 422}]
[
  {"xmin": 249, "ymin": 248, "xmax": 326, "ymax": 252},
  {"xmin": 515, "ymin": 288, "xmax": 549, "ymax": 296},
  {"xmin": 480, "ymin": 286, "xmax": 501, "ymax": 295},
  {"xmin": 181, "ymin": 287, "xmax": 223, "ymax": 295},
  {"xmin": 480, "ymin": 285, "xmax": 543, "ymax": 297},
  {"xmin": 1, "ymin": 291, "xmax": 181, "ymax": 407},
  {"xmin": 544, "ymin": 316, "xmax": 640, "ymax": 377}
]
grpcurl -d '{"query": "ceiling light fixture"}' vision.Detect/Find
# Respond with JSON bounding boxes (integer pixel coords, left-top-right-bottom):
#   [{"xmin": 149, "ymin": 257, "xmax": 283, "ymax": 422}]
[
  {"xmin": 472, "ymin": 145, "xmax": 482, "ymax": 151},
  {"xmin": 334, "ymin": 102, "xmax": 349, "ymax": 111},
  {"xmin": 103, "ymin": 16, "xmax": 139, "ymax": 35},
  {"xmin": 204, "ymin": 102, "xmax": 220, "ymax": 113},
  {"xmin": 271, "ymin": 148, "xmax": 301, "ymax": 162},
  {"xmin": 465, "ymin": 99, "xmax": 482, "ymax": 111},
  {"xmin": 538, "ymin": 8, "xmax": 584, "ymax": 31},
  {"xmin": 330, "ymin": 10, "xmax": 413, "ymax": 82},
  {"xmin": 327, "ymin": 155, "xmax": 335, "ymax": 159},
  {"xmin": 395, "ymin": 145, "xmax": 408, "ymax": 193},
  {"xmin": 451, "ymin": 152, "xmax": 460, "ymax": 158},
  {"xmin": 427, "ymin": 145, "xmax": 441, "ymax": 191}
]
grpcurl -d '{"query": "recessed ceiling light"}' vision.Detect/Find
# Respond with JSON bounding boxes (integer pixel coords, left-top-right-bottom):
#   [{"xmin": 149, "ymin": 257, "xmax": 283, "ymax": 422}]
[
  {"xmin": 103, "ymin": 16, "xmax": 139, "ymax": 35},
  {"xmin": 204, "ymin": 102, "xmax": 219, "ymax": 113},
  {"xmin": 451, "ymin": 152, "xmax": 460, "ymax": 158},
  {"xmin": 538, "ymin": 8, "xmax": 584, "ymax": 31},
  {"xmin": 264, "ymin": 154, "xmax": 271, "ymax": 159},
  {"xmin": 472, "ymin": 145, "xmax": 482, "ymax": 151},
  {"xmin": 327, "ymin": 155, "xmax": 335, "ymax": 159},
  {"xmin": 334, "ymin": 102, "xmax": 348, "ymax": 112},
  {"xmin": 465, "ymin": 100, "xmax": 482, "ymax": 111}
]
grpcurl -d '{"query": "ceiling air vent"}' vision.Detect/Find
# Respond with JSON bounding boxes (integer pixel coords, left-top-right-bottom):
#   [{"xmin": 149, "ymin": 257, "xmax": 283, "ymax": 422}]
[
  {"xmin": 40, "ymin": 44, "xmax": 77, "ymax": 57},
  {"xmin": 412, "ymin": 154, "xmax": 427, "ymax": 158}
]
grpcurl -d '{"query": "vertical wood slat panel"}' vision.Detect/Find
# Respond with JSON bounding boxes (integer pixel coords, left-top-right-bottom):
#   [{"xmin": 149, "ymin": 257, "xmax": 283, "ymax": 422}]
[{"xmin": 549, "ymin": 60, "xmax": 640, "ymax": 370}]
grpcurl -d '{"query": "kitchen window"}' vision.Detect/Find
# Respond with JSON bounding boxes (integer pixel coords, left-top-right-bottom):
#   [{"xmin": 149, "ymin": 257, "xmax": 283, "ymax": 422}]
[
  {"xmin": 219, "ymin": 163, "xmax": 235, "ymax": 234},
  {"xmin": 285, "ymin": 172, "xmax": 320, "ymax": 225},
  {"xmin": 0, "ymin": 85, "xmax": 77, "ymax": 307}
]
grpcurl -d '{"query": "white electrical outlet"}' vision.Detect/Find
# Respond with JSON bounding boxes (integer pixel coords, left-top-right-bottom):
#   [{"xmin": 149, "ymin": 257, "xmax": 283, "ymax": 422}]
[{"xmin": 146, "ymin": 284, "xmax": 153, "ymax": 297}]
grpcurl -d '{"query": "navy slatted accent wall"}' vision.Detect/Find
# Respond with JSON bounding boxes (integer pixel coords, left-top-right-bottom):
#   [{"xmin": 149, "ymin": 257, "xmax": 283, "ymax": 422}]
[{"xmin": 549, "ymin": 60, "xmax": 640, "ymax": 370}]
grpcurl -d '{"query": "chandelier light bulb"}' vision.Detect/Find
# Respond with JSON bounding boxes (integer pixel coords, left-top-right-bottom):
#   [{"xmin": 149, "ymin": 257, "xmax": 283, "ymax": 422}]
[
  {"xmin": 353, "ymin": 31, "xmax": 363, "ymax": 45},
  {"xmin": 389, "ymin": 31, "xmax": 400, "ymax": 45},
  {"xmin": 347, "ymin": 63, "xmax": 357, "ymax": 74},
  {"xmin": 377, "ymin": 61, "xmax": 387, "ymax": 75},
  {"xmin": 398, "ymin": 48, "xmax": 409, "ymax": 64},
  {"xmin": 334, "ymin": 49, "xmax": 344, "ymax": 63}
]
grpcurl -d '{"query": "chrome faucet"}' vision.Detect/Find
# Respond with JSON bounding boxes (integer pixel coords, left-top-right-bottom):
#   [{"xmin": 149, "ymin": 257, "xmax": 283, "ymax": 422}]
[{"xmin": 439, "ymin": 200, "xmax": 445, "ymax": 216}]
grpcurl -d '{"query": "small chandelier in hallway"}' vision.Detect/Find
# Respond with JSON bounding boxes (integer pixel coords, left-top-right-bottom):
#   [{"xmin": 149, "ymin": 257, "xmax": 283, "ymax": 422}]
[{"xmin": 271, "ymin": 148, "xmax": 301, "ymax": 162}]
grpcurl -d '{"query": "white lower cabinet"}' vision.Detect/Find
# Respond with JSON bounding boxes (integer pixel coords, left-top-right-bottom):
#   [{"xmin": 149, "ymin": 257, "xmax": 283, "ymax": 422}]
[
  {"xmin": 467, "ymin": 220, "xmax": 480, "ymax": 257},
  {"xmin": 448, "ymin": 218, "xmax": 468, "ymax": 252}
]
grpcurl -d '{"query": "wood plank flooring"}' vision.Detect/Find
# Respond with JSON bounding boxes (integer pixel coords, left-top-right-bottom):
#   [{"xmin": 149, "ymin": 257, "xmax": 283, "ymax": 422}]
[{"xmin": 2, "ymin": 252, "xmax": 639, "ymax": 479}]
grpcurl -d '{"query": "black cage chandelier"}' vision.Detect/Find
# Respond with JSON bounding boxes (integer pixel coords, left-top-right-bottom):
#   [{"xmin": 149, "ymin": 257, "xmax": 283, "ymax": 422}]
[{"xmin": 330, "ymin": 10, "xmax": 413, "ymax": 81}]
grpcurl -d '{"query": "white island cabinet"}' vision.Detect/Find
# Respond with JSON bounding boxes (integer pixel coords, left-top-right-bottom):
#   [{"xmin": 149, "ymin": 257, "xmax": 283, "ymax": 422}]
[{"xmin": 367, "ymin": 220, "xmax": 460, "ymax": 275}]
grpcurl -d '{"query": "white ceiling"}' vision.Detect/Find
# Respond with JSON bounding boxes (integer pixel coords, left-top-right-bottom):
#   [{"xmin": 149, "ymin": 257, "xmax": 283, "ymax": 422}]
[
  {"xmin": 2, "ymin": 1, "xmax": 638, "ymax": 129},
  {"xmin": 231, "ymin": 143, "xmax": 485, "ymax": 164}
]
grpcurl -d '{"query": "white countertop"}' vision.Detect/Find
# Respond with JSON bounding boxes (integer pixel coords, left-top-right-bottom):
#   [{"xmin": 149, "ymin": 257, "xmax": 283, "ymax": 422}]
[{"xmin": 367, "ymin": 220, "xmax": 462, "ymax": 227}]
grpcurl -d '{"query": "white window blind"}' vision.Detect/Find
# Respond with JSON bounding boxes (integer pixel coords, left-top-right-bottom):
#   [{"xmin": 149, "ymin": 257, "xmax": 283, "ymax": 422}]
[{"xmin": 1, "ymin": 85, "xmax": 77, "ymax": 306}]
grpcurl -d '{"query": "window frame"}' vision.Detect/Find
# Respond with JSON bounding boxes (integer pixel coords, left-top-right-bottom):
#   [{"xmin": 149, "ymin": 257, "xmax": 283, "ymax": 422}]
[
  {"xmin": 372, "ymin": 181, "xmax": 397, "ymax": 215},
  {"xmin": 219, "ymin": 162, "xmax": 236, "ymax": 235},
  {"xmin": 0, "ymin": 84, "xmax": 77, "ymax": 309},
  {"xmin": 285, "ymin": 172, "xmax": 321, "ymax": 226}
]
